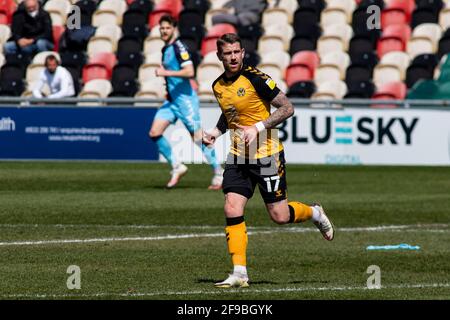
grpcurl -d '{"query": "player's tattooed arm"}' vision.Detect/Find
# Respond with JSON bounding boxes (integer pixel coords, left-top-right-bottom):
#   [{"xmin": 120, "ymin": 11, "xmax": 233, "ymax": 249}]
[{"xmin": 262, "ymin": 91, "xmax": 294, "ymax": 129}]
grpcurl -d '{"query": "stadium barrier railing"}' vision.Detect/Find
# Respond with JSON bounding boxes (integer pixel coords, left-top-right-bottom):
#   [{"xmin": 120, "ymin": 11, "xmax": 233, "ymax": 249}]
[{"xmin": 0, "ymin": 97, "xmax": 450, "ymax": 109}]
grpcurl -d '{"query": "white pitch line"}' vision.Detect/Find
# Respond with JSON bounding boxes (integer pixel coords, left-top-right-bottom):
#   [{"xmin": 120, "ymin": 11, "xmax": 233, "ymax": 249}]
[
  {"xmin": 0, "ymin": 232, "xmax": 225, "ymax": 247},
  {"xmin": 0, "ymin": 223, "xmax": 448, "ymax": 231},
  {"xmin": 2, "ymin": 283, "xmax": 450, "ymax": 299},
  {"xmin": 0, "ymin": 224, "xmax": 449, "ymax": 247}
]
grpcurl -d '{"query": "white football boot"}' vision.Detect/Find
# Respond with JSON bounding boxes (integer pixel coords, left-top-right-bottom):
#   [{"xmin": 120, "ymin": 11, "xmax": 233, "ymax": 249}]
[
  {"xmin": 214, "ymin": 273, "xmax": 249, "ymax": 288},
  {"xmin": 166, "ymin": 163, "xmax": 188, "ymax": 188},
  {"xmin": 312, "ymin": 203, "xmax": 335, "ymax": 241},
  {"xmin": 208, "ymin": 167, "xmax": 224, "ymax": 190}
]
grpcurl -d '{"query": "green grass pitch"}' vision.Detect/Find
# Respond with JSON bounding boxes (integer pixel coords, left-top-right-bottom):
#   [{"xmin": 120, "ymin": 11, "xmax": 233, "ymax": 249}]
[{"xmin": 0, "ymin": 162, "xmax": 449, "ymax": 300}]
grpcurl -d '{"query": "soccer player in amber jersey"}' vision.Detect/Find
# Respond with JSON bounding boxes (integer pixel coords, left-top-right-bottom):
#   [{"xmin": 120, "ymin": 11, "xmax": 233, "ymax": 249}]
[{"xmin": 203, "ymin": 33, "xmax": 335, "ymax": 288}]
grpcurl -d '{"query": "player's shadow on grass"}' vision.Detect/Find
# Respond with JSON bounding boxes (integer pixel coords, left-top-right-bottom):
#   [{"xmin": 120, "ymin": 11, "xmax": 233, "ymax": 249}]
[
  {"xmin": 197, "ymin": 278, "xmax": 278, "ymax": 285},
  {"xmin": 197, "ymin": 279, "xmax": 329, "ymax": 285},
  {"xmin": 288, "ymin": 280, "xmax": 329, "ymax": 284},
  {"xmin": 144, "ymin": 184, "xmax": 206, "ymax": 190}
]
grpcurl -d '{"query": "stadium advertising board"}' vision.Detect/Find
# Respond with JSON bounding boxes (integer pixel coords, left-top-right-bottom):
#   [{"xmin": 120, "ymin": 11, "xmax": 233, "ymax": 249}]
[
  {"xmin": 165, "ymin": 107, "xmax": 450, "ymax": 166},
  {"xmin": 0, "ymin": 107, "xmax": 159, "ymax": 161}
]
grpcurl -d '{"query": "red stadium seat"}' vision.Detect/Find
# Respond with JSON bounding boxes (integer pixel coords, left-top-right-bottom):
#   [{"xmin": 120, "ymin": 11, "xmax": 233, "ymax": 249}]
[
  {"xmin": 52, "ymin": 25, "xmax": 65, "ymax": 52},
  {"xmin": 82, "ymin": 65, "xmax": 110, "ymax": 83},
  {"xmin": 377, "ymin": 24, "xmax": 411, "ymax": 57},
  {"xmin": 381, "ymin": 9, "xmax": 409, "ymax": 29},
  {"xmin": 381, "ymin": 0, "xmax": 415, "ymax": 28},
  {"xmin": 372, "ymin": 81, "xmax": 407, "ymax": 107},
  {"xmin": 290, "ymin": 51, "xmax": 320, "ymax": 74},
  {"xmin": 377, "ymin": 38, "xmax": 405, "ymax": 57},
  {"xmin": 0, "ymin": 11, "xmax": 7, "ymax": 25},
  {"xmin": 201, "ymin": 23, "xmax": 237, "ymax": 56},
  {"xmin": 0, "ymin": 0, "xmax": 17, "ymax": 24},
  {"xmin": 148, "ymin": 0, "xmax": 182, "ymax": 29},
  {"xmin": 89, "ymin": 52, "xmax": 117, "ymax": 76},
  {"xmin": 82, "ymin": 52, "xmax": 117, "ymax": 82},
  {"xmin": 285, "ymin": 65, "xmax": 314, "ymax": 87},
  {"xmin": 387, "ymin": 0, "xmax": 415, "ymax": 19}
]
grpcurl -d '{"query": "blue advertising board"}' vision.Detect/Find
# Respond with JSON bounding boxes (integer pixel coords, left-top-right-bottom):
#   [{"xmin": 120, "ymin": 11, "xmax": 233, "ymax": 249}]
[{"xmin": 0, "ymin": 107, "xmax": 159, "ymax": 161}]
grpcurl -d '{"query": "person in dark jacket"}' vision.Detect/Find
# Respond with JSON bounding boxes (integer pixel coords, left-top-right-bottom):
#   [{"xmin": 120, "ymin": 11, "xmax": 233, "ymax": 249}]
[
  {"xmin": 212, "ymin": 0, "xmax": 267, "ymax": 27},
  {"xmin": 3, "ymin": 0, "xmax": 54, "ymax": 55}
]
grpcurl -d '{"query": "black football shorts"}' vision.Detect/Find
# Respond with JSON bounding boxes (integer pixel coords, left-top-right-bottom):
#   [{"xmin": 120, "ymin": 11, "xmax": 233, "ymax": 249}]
[{"xmin": 222, "ymin": 151, "xmax": 288, "ymax": 204}]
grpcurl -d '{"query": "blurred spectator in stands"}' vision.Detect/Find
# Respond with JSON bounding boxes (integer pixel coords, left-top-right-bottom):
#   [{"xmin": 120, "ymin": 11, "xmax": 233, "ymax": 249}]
[
  {"xmin": 32, "ymin": 55, "xmax": 75, "ymax": 99},
  {"xmin": 212, "ymin": 0, "xmax": 267, "ymax": 27},
  {"xmin": 3, "ymin": 0, "xmax": 54, "ymax": 55}
]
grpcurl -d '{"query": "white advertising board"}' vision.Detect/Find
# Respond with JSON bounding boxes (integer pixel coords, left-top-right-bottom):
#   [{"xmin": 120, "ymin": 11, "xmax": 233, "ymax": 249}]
[{"xmin": 162, "ymin": 107, "xmax": 450, "ymax": 166}]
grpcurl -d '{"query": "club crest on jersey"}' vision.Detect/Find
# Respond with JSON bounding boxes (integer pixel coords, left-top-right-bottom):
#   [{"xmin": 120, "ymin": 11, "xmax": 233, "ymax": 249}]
[
  {"xmin": 180, "ymin": 51, "xmax": 189, "ymax": 61},
  {"xmin": 237, "ymin": 87, "xmax": 246, "ymax": 97},
  {"xmin": 265, "ymin": 78, "xmax": 276, "ymax": 90}
]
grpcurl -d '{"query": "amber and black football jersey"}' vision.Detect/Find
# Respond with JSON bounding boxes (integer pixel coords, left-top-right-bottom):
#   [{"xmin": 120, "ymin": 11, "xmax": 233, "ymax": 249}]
[{"xmin": 212, "ymin": 65, "xmax": 283, "ymax": 159}]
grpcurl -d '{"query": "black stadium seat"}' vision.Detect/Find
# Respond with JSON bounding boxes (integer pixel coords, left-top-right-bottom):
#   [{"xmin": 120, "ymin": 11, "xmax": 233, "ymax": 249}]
[
  {"xmin": 0, "ymin": 64, "xmax": 25, "ymax": 96},
  {"xmin": 61, "ymin": 51, "xmax": 87, "ymax": 70},
  {"xmin": 117, "ymin": 52, "xmax": 144, "ymax": 71},
  {"xmin": 122, "ymin": 9, "xmax": 148, "ymax": 27},
  {"xmin": 406, "ymin": 53, "xmax": 439, "ymax": 88},
  {"xmin": 291, "ymin": 22, "xmax": 321, "ymax": 55},
  {"xmin": 293, "ymin": 8, "xmax": 320, "ymax": 32},
  {"xmin": 243, "ymin": 51, "xmax": 261, "ymax": 67},
  {"xmin": 4, "ymin": 52, "xmax": 32, "ymax": 71},
  {"xmin": 349, "ymin": 36, "xmax": 376, "ymax": 58},
  {"xmin": 122, "ymin": 24, "xmax": 149, "ymax": 40},
  {"xmin": 237, "ymin": 24, "xmax": 264, "ymax": 40},
  {"xmin": 128, "ymin": 0, "xmax": 154, "ymax": 17},
  {"xmin": 346, "ymin": 52, "xmax": 379, "ymax": 84},
  {"xmin": 415, "ymin": 0, "xmax": 443, "ymax": 13},
  {"xmin": 346, "ymin": 65, "xmax": 373, "ymax": 83},
  {"xmin": 351, "ymin": 51, "xmax": 379, "ymax": 69},
  {"xmin": 411, "ymin": 0, "xmax": 443, "ymax": 29},
  {"xmin": 406, "ymin": 65, "xmax": 434, "ymax": 88},
  {"xmin": 241, "ymin": 37, "xmax": 258, "ymax": 53},
  {"xmin": 297, "ymin": 0, "xmax": 326, "ymax": 14},
  {"xmin": 109, "ymin": 80, "xmax": 139, "ymax": 97},
  {"xmin": 188, "ymin": 51, "xmax": 201, "ymax": 73},
  {"xmin": 294, "ymin": 22, "xmax": 321, "ymax": 39},
  {"xmin": 357, "ymin": 0, "xmax": 385, "ymax": 10},
  {"xmin": 64, "ymin": 66, "xmax": 81, "ymax": 95},
  {"xmin": 117, "ymin": 36, "xmax": 143, "ymax": 54},
  {"xmin": 110, "ymin": 64, "xmax": 139, "ymax": 97},
  {"xmin": 0, "ymin": 79, "xmax": 25, "ymax": 96},
  {"xmin": 112, "ymin": 65, "xmax": 137, "ymax": 84},
  {"xmin": 0, "ymin": 64, "xmax": 25, "ymax": 81},
  {"xmin": 289, "ymin": 35, "xmax": 317, "ymax": 55},
  {"xmin": 178, "ymin": 9, "xmax": 205, "ymax": 30},
  {"xmin": 287, "ymin": 81, "xmax": 316, "ymax": 98},
  {"xmin": 352, "ymin": 7, "xmax": 371, "ymax": 34},
  {"xmin": 344, "ymin": 80, "xmax": 375, "ymax": 99},
  {"xmin": 75, "ymin": 0, "xmax": 97, "ymax": 16},
  {"xmin": 74, "ymin": 0, "xmax": 98, "ymax": 26},
  {"xmin": 411, "ymin": 53, "xmax": 439, "ymax": 70},
  {"xmin": 183, "ymin": 0, "xmax": 210, "ymax": 15},
  {"xmin": 179, "ymin": 35, "xmax": 201, "ymax": 52},
  {"xmin": 179, "ymin": 25, "xmax": 206, "ymax": 48},
  {"xmin": 411, "ymin": 8, "xmax": 439, "ymax": 28},
  {"xmin": 238, "ymin": 24, "xmax": 263, "ymax": 54},
  {"xmin": 438, "ymin": 29, "xmax": 450, "ymax": 58}
]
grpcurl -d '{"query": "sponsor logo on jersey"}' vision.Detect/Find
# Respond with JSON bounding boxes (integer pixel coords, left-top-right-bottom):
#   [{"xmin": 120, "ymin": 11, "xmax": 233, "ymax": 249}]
[{"xmin": 265, "ymin": 78, "xmax": 276, "ymax": 90}]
